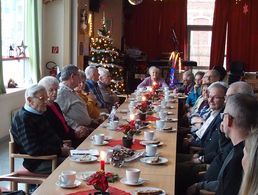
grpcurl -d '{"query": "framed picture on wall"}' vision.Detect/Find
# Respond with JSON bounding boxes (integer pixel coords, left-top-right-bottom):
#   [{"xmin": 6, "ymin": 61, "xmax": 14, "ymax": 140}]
[{"xmin": 105, "ymin": 19, "xmax": 112, "ymax": 32}]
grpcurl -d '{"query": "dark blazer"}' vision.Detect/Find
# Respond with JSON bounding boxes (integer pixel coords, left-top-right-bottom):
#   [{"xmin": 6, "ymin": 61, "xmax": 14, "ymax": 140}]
[
  {"xmin": 192, "ymin": 109, "xmax": 224, "ymax": 163},
  {"xmin": 204, "ymin": 132, "xmax": 233, "ymax": 181},
  {"xmin": 216, "ymin": 141, "xmax": 244, "ymax": 195},
  {"xmin": 191, "ymin": 109, "xmax": 223, "ymax": 148}
]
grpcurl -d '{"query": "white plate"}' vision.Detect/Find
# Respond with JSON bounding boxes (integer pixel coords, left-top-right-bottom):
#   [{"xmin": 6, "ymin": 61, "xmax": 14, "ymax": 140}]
[
  {"xmin": 92, "ymin": 140, "xmax": 109, "ymax": 146},
  {"xmin": 167, "ymin": 111, "xmax": 174, "ymax": 115},
  {"xmin": 56, "ymin": 179, "xmax": 81, "ymax": 189},
  {"xmin": 157, "ymin": 127, "xmax": 177, "ymax": 133},
  {"xmin": 125, "ymin": 151, "xmax": 145, "ymax": 162},
  {"xmin": 120, "ymin": 177, "xmax": 145, "ymax": 186},
  {"xmin": 140, "ymin": 141, "xmax": 164, "ymax": 147},
  {"xmin": 131, "ymin": 187, "xmax": 166, "ymax": 195},
  {"xmin": 90, "ymin": 135, "xmax": 112, "ymax": 141},
  {"xmin": 166, "ymin": 118, "xmax": 178, "ymax": 122},
  {"xmin": 140, "ymin": 157, "xmax": 168, "ymax": 165},
  {"xmin": 76, "ymin": 171, "xmax": 95, "ymax": 180},
  {"xmin": 69, "ymin": 155, "xmax": 97, "ymax": 163}
]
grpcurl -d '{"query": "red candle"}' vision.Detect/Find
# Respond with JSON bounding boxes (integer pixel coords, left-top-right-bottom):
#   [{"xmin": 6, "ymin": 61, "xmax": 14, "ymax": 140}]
[
  {"xmin": 100, "ymin": 160, "xmax": 105, "ymax": 171},
  {"xmin": 100, "ymin": 151, "xmax": 106, "ymax": 171}
]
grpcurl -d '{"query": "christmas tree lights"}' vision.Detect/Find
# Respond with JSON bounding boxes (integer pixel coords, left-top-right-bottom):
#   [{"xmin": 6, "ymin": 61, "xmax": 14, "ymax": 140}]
[{"xmin": 89, "ymin": 12, "xmax": 125, "ymax": 93}]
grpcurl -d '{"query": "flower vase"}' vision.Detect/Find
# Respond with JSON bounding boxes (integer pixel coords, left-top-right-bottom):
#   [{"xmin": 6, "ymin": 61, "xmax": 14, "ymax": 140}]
[
  {"xmin": 122, "ymin": 136, "xmax": 133, "ymax": 148},
  {"xmin": 139, "ymin": 112, "xmax": 146, "ymax": 121}
]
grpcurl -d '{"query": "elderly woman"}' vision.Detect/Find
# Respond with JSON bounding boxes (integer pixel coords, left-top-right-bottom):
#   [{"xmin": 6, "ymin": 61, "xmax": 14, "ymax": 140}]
[
  {"xmin": 98, "ymin": 67, "xmax": 119, "ymax": 111},
  {"xmin": 74, "ymin": 70, "xmax": 100, "ymax": 119},
  {"xmin": 38, "ymin": 76, "xmax": 87, "ymax": 147},
  {"xmin": 137, "ymin": 66, "xmax": 168, "ymax": 89}
]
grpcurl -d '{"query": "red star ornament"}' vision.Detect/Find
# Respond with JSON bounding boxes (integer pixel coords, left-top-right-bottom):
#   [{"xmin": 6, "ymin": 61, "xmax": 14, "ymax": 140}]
[
  {"xmin": 17, "ymin": 41, "xmax": 27, "ymax": 57},
  {"xmin": 243, "ymin": 3, "xmax": 249, "ymax": 15}
]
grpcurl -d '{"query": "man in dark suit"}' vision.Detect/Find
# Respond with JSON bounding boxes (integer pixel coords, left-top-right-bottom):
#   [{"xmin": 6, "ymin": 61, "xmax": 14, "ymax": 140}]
[{"xmin": 187, "ymin": 94, "xmax": 258, "ymax": 195}]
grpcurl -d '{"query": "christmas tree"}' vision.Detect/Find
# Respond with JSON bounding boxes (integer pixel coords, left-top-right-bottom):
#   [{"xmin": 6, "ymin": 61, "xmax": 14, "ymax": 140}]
[{"xmin": 89, "ymin": 13, "xmax": 125, "ymax": 93}]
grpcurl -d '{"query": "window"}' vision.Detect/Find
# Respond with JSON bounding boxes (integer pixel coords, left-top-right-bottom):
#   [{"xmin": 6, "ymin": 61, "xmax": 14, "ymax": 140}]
[
  {"xmin": 187, "ymin": 0, "xmax": 215, "ymax": 68},
  {"xmin": 1, "ymin": 0, "xmax": 31, "ymax": 87}
]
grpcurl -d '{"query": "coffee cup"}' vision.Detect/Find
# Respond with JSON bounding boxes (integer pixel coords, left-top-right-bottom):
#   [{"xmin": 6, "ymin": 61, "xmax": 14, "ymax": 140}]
[
  {"xmin": 156, "ymin": 120, "xmax": 165, "ymax": 130},
  {"xmin": 93, "ymin": 134, "xmax": 105, "ymax": 144},
  {"xmin": 126, "ymin": 168, "xmax": 141, "ymax": 184},
  {"xmin": 59, "ymin": 170, "xmax": 76, "ymax": 186},
  {"xmin": 146, "ymin": 144, "xmax": 157, "ymax": 157},
  {"xmin": 109, "ymin": 120, "xmax": 119, "ymax": 130},
  {"xmin": 144, "ymin": 131, "xmax": 154, "ymax": 141}
]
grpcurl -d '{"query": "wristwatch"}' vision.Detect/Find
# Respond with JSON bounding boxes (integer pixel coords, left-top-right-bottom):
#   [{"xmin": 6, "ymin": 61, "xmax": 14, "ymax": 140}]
[{"xmin": 198, "ymin": 155, "xmax": 204, "ymax": 163}]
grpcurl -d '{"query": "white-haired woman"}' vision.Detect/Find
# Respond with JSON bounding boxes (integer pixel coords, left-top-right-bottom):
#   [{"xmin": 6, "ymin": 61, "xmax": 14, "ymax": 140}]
[
  {"xmin": 98, "ymin": 67, "xmax": 119, "ymax": 110},
  {"xmin": 137, "ymin": 66, "xmax": 168, "ymax": 89},
  {"xmin": 39, "ymin": 76, "xmax": 87, "ymax": 147}
]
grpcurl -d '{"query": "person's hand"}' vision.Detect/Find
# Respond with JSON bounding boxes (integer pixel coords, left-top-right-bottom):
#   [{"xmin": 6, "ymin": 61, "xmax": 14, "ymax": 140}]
[
  {"xmin": 192, "ymin": 153, "xmax": 199, "ymax": 158},
  {"xmin": 187, "ymin": 183, "xmax": 198, "ymax": 195},
  {"xmin": 61, "ymin": 147, "xmax": 71, "ymax": 157},
  {"xmin": 194, "ymin": 84, "xmax": 199, "ymax": 93},
  {"xmin": 75, "ymin": 126, "xmax": 88, "ymax": 139},
  {"xmin": 191, "ymin": 157, "xmax": 201, "ymax": 164}
]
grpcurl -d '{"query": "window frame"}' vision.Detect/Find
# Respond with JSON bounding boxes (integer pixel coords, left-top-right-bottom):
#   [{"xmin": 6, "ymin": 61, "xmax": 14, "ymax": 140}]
[{"xmin": 187, "ymin": 25, "xmax": 213, "ymax": 70}]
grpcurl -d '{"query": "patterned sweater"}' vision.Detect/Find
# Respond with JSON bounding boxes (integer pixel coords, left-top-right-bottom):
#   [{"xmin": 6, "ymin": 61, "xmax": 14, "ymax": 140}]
[{"xmin": 11, "ymin": 107, "xmax": 62, "ymax": 172}]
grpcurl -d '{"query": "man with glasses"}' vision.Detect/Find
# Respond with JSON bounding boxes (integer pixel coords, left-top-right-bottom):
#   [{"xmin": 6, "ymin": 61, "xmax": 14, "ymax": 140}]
[
  {"xmin": 188, "ymin": 94, "xmax": 258, "ymax": 195},
  {"xmin": 11, "ymin": 84, "xmax": 71, "ymax": 174}
]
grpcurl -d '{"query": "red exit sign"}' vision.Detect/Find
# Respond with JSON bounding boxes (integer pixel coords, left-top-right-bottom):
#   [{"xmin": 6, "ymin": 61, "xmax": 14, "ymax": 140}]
[{"xmin": 52, "ymin": 46, "xmax": 59, "ymax": 54}]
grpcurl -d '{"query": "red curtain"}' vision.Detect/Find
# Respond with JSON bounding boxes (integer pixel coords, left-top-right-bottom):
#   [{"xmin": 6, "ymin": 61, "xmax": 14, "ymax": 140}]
[
  {"xmin": 124, "ymin": 0, "xmax": 187, "ymax": 60},
  {"xmin": 227, "ymin": 0, "xmax": 258, "ymax": 71},
  {"xmin": 211, "ymin": 0, "xmax": 258, "ymax": 71},
  {"xmin": 209, "ymin": 0, "xmax": 230, "ymax": 68}
]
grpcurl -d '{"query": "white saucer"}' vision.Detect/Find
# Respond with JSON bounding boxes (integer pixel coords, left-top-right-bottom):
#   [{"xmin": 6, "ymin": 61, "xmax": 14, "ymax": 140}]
[
  {"xmin": 120, "ymin": 177, "xmax": 145, "ymax": 186},
  {"xmin": 157, "ymin": 127, "xmax": 177, "ymax": 133},
  {"xmin": 140, "ymin": 139, "xmax": 160, "ymax": 145},
  {"xmin": 90, "ymin": 135, "xmax": 112, "ymax": 141},
  {"xmin": 167, "ymin": 111, "xmax": 174, "ymax": 115},
  {"xmin": 140, "ymin": 157, "xmax": 168, "ymax": 165},
  {"xmin": 140, "ymin": 141, "xmax": 164, "ymax": 147},
  {"xmin": 56, "ymin": 179, "xmax": 81, "ymax": 189},
  {"xmin": 131, "ymin": 187, "xmax": 165, "ymax": 195},
  {"xmin": 92, "ymin": 140, "xmax": 109, "ymax": 146},
  {"xmin": 118, "ymin": 109, "xmax": 128, "ymax": 113},
  {"xmin": 69, "ymin": 155, "xmax": 98, "ymax": 163},
  {"xmin": 143, "ymin": 152, "xmax": 159, "ymax": 157}
]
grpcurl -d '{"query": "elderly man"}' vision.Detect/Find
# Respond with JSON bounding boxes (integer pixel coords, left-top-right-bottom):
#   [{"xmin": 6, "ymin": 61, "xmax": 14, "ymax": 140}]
[
  {"xmin": 137, "ymin": 66, "xmax": 168, "ymax": 89},
  {"xmin": 202, "ymin": 69, "xmax": 220, "ymax": 85},
  {"xmin": 188, "ymin": 94, "xmax": 258, "ymax": 195},
  {"xmin": 11, "ymin": 84, "xmax": 70, "ymax": 174},
  {"xmin": 98, "ymin": 67, "xmax": 119, "ymax": 111},
  {"xmin": 176, "ymin": 70, "xmax": 195, "ymax": 95},
  {"xmin": 56, "ymin": 65, "xmax": 93, "ymax": 135},
  {"xmin": 85, "ymin": 66, "xmax": 107, "ymax": 110}
]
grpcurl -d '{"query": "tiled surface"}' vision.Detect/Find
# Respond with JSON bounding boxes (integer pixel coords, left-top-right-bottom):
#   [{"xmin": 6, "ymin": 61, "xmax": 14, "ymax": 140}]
[{"xmin": 0, "ymin": 139, "xmax": 23, "ymax": 190}]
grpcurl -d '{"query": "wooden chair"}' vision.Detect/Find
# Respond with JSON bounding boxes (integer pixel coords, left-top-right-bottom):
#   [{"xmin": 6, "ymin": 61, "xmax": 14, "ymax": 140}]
[
  {"xmin": 9, "ymin": 130, "xmax": 57, "ymax": 193},
  {"xmin": 200, "ymin": 189, "xmax": 215, "ymax": 195}
]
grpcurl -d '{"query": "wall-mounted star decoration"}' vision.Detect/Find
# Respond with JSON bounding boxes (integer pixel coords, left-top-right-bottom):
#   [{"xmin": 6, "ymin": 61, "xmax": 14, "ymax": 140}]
[
  {"xmin": 243, "ymin": 3, "xmax": 249, "ymax": 15},
  {"xmin": 17, "ymin": 41, "xmax": 27, "ymax": 57}
]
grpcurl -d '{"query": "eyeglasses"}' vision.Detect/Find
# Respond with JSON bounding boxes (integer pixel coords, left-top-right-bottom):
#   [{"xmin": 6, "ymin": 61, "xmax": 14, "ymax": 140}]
[
  {"xmin": 220, "ymin": 112, "xmax": 229, "ymax": 120},
  {"xmin": 208, "ymin": 96, "xmax": 225, "ymax": 101}
]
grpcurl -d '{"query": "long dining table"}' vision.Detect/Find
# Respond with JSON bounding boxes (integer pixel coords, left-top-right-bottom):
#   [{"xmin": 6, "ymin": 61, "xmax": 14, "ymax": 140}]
[{"xmin": 33, "ymin": 95, "xmax": 178, "ymax": 195}]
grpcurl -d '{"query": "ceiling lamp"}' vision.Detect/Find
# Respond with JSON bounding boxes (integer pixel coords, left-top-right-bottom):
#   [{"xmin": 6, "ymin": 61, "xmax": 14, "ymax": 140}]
[{"xmin": 128, "ymin": 0, "xmax": 143, "ymax": 5}]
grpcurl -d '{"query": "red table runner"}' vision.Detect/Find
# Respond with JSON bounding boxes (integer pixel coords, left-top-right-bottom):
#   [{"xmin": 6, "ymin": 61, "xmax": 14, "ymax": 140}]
[
  {"xmin": 107, "ymin": 139, "xmax": 145, "ymax": 150},
  {"xmin": 67, "ymin": 186, "xmax": 130, "ymax": 195}
]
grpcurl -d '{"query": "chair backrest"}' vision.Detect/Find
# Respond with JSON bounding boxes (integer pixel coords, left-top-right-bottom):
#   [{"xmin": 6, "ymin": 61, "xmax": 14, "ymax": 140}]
[{"xmin": 229, "ymin": 61, "xmax": 244, "ymax": 75}]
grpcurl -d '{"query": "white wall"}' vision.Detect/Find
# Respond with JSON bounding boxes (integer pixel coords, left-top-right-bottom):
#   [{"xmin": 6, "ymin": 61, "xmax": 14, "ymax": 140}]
[
  {"xmin": 42, "ymin": 0, "xmax": 72, "ymax": 75},
  {"xmin": 0, "ymin": 90, "xmax": 25, "ymax": 139}
]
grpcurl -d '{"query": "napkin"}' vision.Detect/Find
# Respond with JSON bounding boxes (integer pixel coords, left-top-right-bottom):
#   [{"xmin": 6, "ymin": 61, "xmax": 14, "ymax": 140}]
[
  {"xmin": 70, "ymin": 149, "xmax": 99, "ymax": 156},
  {"xmin": 107, "ymin": 139, "xmax": 145, "ymax": 150},
  {"xmin": 67, "ymin": 186, "xmax": 131, "ymax": 195}
]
